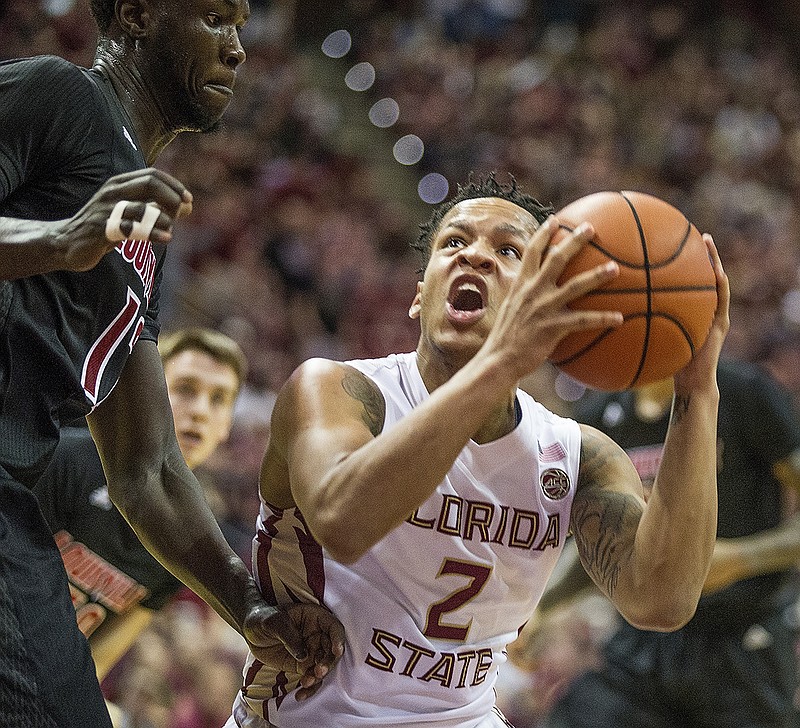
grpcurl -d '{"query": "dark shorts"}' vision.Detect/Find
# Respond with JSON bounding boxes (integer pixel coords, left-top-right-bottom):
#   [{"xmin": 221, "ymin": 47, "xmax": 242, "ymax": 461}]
[
  {"xmin": 543, "ymin": 614, "xmax": 799, "ymax": 728},
  {"xmin": 0, "ymin": 477, "xmax": 112, "ymax": 728}
]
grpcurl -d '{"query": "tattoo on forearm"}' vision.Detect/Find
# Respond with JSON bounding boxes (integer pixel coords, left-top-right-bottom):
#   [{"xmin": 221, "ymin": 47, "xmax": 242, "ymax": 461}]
[
  {"xmin": 571, "ymin": 490, "xmax": 642, "ymax": 598},
  {"xmin": 671, "ymin": 394, "xmax": 691, "ymax": 424},
  {"xmin": 574, "ymin": 431, "xmax": 643, "ymax": 598},
  {"xmin": 341, "ymin": 370, "xmax": 385, "ymax": 436}
]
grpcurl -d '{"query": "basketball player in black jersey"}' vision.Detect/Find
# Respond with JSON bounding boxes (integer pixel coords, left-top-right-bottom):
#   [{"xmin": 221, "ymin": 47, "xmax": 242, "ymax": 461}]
[{"xmin": 0, "ymin": 2, "xmax": 342, "ymax": 726}]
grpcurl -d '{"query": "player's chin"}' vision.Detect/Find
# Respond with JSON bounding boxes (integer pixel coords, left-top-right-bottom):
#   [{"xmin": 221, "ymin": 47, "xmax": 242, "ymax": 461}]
[
  {"xmin": 176, "ymin": 439, "xmax": 202, "ymax": 466},
  {"xmin": 183, "ymin": 94, "xmax": 228, "ymax": 133}
]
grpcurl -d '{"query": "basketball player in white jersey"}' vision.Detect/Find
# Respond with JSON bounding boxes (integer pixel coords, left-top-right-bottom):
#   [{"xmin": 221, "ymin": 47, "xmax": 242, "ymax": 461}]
[{"xmin": 225, "ymin": 175, "xmax": 730, "ymax": 727}]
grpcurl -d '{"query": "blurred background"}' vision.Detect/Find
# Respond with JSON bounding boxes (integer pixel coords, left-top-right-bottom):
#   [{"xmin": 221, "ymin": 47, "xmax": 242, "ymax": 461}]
[{"xmin": 4, "ymin": 1, "xmax": 800, "ymax": 725}]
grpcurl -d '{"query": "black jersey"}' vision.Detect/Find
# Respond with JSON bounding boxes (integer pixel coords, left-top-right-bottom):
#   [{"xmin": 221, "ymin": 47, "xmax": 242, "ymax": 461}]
[
  {"xmin": 33, "ymin": 426, "xmax": 181, "ymax": 635},
  {"xmin": 0, "ymin": 55, "xmax": 165, "ymax": 487},
  {"xmin": 575, "ymin": 359, "xmax": 800, "ymax": 626}
]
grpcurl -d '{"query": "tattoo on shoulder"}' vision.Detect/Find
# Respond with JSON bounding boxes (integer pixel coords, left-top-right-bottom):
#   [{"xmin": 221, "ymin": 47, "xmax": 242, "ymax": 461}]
[
  {"xmin": 341, "ymin": 369, "xmax": 385, "ymax": 437},
  {"xmin": 573, "ymin": 433, "xmax": 643, "ymax": 598},
  {"xmin": 671, "ymin": 394, "xmax": 691, "ymax": 424}
]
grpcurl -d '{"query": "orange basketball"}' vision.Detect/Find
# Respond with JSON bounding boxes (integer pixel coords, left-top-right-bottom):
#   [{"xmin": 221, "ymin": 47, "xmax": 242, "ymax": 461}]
[{"xmin": 549, "ymin": 191, "xmax": 717, "ymax": 391}]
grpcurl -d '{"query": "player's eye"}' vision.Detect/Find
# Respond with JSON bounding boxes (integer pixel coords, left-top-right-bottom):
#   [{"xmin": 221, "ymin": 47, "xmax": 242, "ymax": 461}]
[
  {"xmin": 444, "ymin": 237, "xmax": 465, "ymax": 249},
  {"xmin": 211, "ymin": 392, "xmax": 230, "ymax": 407},
  {"xmin": 207, "ymin": 13, "xmax": 222, "ymax": 27},
  {"xmin": 499, "ymin": 245, "xmax": 522, "ymax": 260}
]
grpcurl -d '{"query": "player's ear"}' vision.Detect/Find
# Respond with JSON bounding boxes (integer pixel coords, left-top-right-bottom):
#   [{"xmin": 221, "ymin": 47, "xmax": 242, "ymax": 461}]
[
  {"xmin": 117, "ymin": 0, "xmax": 150, "ymax": 40},
  {"xmin": 409, "ymin": 282, "xmax": 423, "ymax": 319}
]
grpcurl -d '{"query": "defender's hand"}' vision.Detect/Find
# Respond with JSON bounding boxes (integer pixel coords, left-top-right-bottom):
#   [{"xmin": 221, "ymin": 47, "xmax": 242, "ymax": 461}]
[
  {"xmin": 243, "ymin": 602, "xmax": 345, "ymax": 700},
  {"xmin": 52, "ymin": 168, "xmax": 193, "ymax": 272}
]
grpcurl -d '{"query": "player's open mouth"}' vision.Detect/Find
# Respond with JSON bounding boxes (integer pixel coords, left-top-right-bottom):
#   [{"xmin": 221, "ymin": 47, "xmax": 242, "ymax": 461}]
[{"xmin": 446, "ymin": 276, "xmax": 486, "ymax": 323}]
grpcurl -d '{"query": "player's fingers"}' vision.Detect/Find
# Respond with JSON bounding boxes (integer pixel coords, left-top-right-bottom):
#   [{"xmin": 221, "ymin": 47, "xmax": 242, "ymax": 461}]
[
  {"xmin": 102, "ymin": 168, "xmax": 193, "ymax": 218},
  {"xmin": 107, "ymin": 167, "xmax": 190, "ymax": 199},
  {"xmin": 249, "ymin": 612, "xmax": 309, "ymax": 663},
  {"xmin": 536, "ymin": 221, "xmax": 595, "ymax": 281},
  {"xmin": 520, "ymin": 215, "xmax": 558, "ymax": 272},
  {"xmin": 298, "ymin": 667, "xmax": 320, "ymax": 687},
  {"xmin": 299, "ymin": 603, "xmax": 346, "ymax": 658},
  {"xmin": 279, "ymin": 630, "xmax": 309, "ymax": 663},
  {"xmin": 705, "ymin": 236, "xmax": 727, "ymax": 292},
  {"xmin": 557, "ymin": 259, "xmax": 619, "ymax": 302},
  {"xmin": 295, "ymin": 682, "xmax": 324, "ymax": 701},
  {"xmin": 106, "ymin": 201, "xmax": 172, "ymax": 242},
  {"xmin": 316, "ymin": 612, "xmax": 346, "ymax": 658},
  {"xmin": 703, "ymin": 236, "xmax": 730, "ymax": 327}
]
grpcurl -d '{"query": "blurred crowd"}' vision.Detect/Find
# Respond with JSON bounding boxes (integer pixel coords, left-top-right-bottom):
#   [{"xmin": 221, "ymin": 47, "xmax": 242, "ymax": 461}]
[{"xmin": 4, "ymin": 0, "xmax": 800, "ymax": 725}]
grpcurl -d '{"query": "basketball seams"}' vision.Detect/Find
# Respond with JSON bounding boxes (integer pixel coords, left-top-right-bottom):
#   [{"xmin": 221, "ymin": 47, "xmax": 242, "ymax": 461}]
[
  {"xmin": 620, "ymin": 192, "xmax": 652, "ymax": 390},
  {"xmin": 551, "ymin": 190, "xmax": 716, "ymax": 390},
  {"xmin": 551, "ymin": 311, "xmax": 697, "ymax": 389},
  {"xmin": 581, "ymin": 285, "xmax": 717, "ymax": 296},
  {"xmin": 559, "ymin": 220, "xmax": 694, "ymax": 270},
  {"xmin": 550, "ymin": 328, "xmax": 618, "ymax": 369}
]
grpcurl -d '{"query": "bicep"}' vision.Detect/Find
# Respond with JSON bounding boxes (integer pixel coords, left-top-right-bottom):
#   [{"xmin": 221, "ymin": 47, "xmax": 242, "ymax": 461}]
[
  {"xmin": 271, "ymin": 360, "xmax": 383, "ymax": 511},
  {"xmin": 86, "ymin": 340, "xmax": 179, "ymax": 498},
  {"xmin": 572, "ymin": 425, "xmax": 646, "ymax": 600}
]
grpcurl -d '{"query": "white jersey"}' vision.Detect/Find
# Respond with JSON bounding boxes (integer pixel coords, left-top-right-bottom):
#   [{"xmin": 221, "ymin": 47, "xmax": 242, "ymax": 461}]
[{"xmin": 231, "ymin": 352, "xmax": 581, "ymax": 728}]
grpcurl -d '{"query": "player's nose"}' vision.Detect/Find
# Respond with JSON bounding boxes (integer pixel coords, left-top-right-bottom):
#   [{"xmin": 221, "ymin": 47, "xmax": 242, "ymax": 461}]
[
  {"xmin": 457, "ymin": 242, "xmax": 494, "ymax": 271},
  {"xmin": 188, "ymin": 394, "xmax": 213, "ymax": 420},
  {"xmin": 222, "ymin": 30, "xmax": 246, "ymax": 69}
]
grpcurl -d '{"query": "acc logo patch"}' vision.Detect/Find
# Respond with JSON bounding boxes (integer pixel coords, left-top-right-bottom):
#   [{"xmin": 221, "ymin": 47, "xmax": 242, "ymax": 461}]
[{"xmin": 540, "ymin": 468, "xmax": 570, "ymax": 500}]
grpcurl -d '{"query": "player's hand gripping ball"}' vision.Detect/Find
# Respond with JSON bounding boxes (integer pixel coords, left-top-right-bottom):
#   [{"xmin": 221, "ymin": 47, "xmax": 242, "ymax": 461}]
[{"xmin": 549, "ymin": 191, "xmax": 717, "ymax": 391}]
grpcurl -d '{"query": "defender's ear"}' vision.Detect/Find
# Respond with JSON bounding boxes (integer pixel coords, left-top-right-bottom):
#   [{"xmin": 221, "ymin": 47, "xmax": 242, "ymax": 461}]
[
  {"xmin": 409, "ymin": 281, "xmax": 423, "ymax": 319},
  {"xmin": 118, "ymin": 0, "xmax": 150, "ymax": 39}
]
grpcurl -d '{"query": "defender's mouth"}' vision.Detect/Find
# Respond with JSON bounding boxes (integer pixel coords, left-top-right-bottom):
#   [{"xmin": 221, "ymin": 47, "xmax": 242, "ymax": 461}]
[{"xmin": 204, "ymin": 83, "xmax": 234, "ymax": 97}]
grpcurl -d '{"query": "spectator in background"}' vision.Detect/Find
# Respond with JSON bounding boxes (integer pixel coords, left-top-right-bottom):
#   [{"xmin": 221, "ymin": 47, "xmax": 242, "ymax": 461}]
[
  {"xmin": 508, "ymin": 361, "xmax": 800, "ymax": 728},
  {"xmin": 756, "ymin": 326, "xmax": 800, "ymax": 405}
]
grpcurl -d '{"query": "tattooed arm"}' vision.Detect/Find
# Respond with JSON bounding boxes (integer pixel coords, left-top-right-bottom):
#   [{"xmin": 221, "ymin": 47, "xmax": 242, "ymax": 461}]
[
  {"xmin": 572, "ymin": 237, "xmax": 727, "ymax": 631},
  {"xmin": 574, "ymin": 390, "xmax": 719, "ymax": 632},
  {"xmin": 263, "ymin": 355, "xmax": 524, "ymax": 563}
]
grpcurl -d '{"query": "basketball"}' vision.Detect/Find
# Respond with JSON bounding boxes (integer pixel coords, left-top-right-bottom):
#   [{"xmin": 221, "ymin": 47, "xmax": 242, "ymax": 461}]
[{"xmin": 548, "ymin": 191, "xmax": 717, "ymax": 391}]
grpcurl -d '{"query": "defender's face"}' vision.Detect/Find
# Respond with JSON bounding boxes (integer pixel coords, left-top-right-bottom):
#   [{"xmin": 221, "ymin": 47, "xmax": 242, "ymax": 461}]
[
  {"xmin": 144, "ymin": 0, "xmax": 250, "ymax": 132},
  {"xmin": 165, "ymin": 349, "xmax": 239, "ymax": 469},
  {"xmin": 410, "ymin": 197, "xmax": 538, "ymax": 358}
]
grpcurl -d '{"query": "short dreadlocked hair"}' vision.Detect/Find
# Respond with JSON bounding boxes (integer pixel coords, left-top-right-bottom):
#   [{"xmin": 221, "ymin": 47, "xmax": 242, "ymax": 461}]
[{"xmin": 412, "ymin": 173, "xmax": 553, "ymax": 269}]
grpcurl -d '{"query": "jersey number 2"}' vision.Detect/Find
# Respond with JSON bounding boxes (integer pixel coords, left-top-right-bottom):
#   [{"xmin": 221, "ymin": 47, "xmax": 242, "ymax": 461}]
[{"xmin": 423, "ymin": 559, "xmax": 491, "ymax": 641}]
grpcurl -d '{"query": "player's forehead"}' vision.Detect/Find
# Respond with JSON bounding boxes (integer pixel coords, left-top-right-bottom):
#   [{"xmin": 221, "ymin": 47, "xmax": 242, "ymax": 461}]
[
  {"xmin": 164, "ymin": 349, "xmax": 239, "ymax": 388},
  {"xmin": 437, "ymin": 197, "xmax": 538, "ymax": 239}
]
